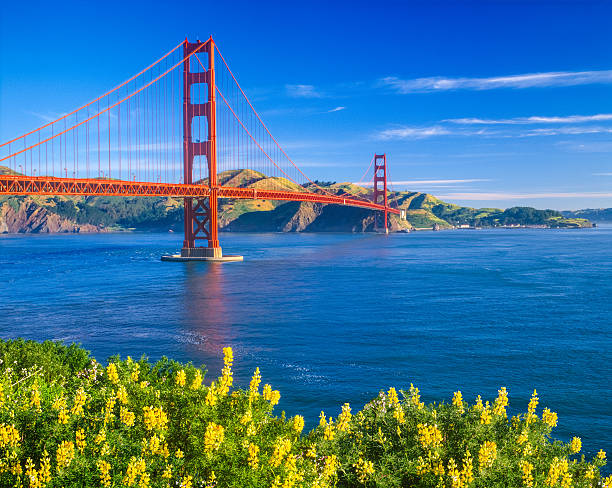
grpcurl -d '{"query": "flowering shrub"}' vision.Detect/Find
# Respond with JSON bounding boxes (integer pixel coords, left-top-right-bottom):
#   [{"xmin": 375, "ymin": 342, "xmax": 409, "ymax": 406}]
[{"xmin": 0, "ymin": 339, "xmax": 608, "ymax": 487}]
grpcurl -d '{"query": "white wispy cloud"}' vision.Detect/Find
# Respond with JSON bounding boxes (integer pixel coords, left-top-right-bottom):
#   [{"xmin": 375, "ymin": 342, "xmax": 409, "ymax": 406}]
[
  {"xmin": 437, "ymin": 192, "xmax": 612, "ymax": 201},
  {"xmin": 327, "ymin": 106, "xmax": 346, "ymax": 113},
  {"xmin": 380, "ymin": 70, "xmax": 612, "ymax": 93},
  {"xmin": 593, "ymin": 172, "xmax": 612, "ymax": 176},
  {"xmin": 446, "ymin": 114, "xmax": 612, "ymax": 125},
  {"xmin": 285, "ymin": 84, "xmax": 323, "ymax": 98},
  {"xmin": 519, "ymin": 126, "xmax": 612, "ymax": 137},
  {"xmin": 377, "ymin": 126, "xmax": 454, "ymax": 139},
  {"xmin": 375, "ymin": 124, "xmax": 612, "ymax": 140},
  {"xmin": 358, "ymin": 179, "xmax": 490, "ymax": 186}
]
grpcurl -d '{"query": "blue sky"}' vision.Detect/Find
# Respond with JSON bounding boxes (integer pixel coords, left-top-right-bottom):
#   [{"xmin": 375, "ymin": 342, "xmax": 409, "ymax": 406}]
[{"xmin": 1, "ymin": 0, "xmax": 611, "ymax": 210}]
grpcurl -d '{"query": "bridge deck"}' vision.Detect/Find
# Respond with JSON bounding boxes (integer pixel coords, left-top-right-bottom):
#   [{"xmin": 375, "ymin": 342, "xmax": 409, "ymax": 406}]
[{"xmin": 0, "ymin": 175, "xmax": 400, "ymax": 215}]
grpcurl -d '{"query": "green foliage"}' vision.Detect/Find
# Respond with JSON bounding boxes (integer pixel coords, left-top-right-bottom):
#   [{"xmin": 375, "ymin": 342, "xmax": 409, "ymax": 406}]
[
  {"xmin": 0, "ymin": 340, "xmax": 609, "ymax": 487},
  {"xmin": 305, "ymin": 181, "xmax": 337, "ymax": 187},
  {"xmin": 0, "ymin": 339, "xmax": 91, "ymax": 387}
]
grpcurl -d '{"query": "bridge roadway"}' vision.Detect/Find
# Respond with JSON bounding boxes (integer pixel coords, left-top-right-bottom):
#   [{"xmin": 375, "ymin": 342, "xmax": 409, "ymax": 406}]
[{"xmin": 0, "ymin": 175, "xmax": 400, "ymax": 215}]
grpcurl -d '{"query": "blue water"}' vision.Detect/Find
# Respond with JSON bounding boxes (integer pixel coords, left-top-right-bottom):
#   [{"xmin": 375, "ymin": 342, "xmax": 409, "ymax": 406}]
[{"xmin": 1, "ymin": 228, "xmax": 611, "ymax": 459}]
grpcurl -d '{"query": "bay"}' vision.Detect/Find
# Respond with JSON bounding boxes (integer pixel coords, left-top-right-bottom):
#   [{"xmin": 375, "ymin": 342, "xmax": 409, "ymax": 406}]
[{"xmin": 1, "ymin": 227, "xmax": 610, "ymax": 457}]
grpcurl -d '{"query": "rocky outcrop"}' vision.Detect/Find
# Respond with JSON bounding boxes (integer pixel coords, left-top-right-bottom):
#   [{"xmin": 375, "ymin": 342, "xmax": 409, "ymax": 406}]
[
  {"xmin": 0, "ymin": 199, "xmax": 101, "ymax": 233},
  {"xmin": 222, "ymin": 200, "xmax": 413, "ymax": 233}
]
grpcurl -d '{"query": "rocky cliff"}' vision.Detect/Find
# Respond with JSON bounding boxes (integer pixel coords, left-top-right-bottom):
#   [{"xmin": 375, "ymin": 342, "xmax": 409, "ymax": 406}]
[{"xmin": 0, "ymin": 198, "xmax": 102, "ymax": 233}]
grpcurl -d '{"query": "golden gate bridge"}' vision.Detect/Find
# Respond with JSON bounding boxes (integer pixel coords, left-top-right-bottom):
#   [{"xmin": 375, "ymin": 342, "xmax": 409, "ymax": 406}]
[{"xmin": 0, "ymin": 37, "xmax": 400, "ymax": 261}]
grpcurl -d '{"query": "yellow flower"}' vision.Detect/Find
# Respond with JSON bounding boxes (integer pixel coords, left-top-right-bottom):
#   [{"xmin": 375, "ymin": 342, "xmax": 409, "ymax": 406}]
[
  {"xmin": 452, "ymin": 391, "xmax": 465, "ymax": 414},
  {"xmin": 104, "ymin": 396, "xmax": 116, "ymax": 425},
  {"xmin": 247, "ymin": 443, "xmax": 259, "ymax": 469},
  {"xmin": 131, "ymin": 363, "xmax": 140, "ymax": 382},
  {"xmin": 58, "ymin": 408, "xmax": 69, "ymax": 424},
  {"xmin": 526, "ymin": 390, "xmax": 539, "ymax": 425},
  {"xmin": 204, "ymin": 422, "xmax": 225, "ymax": 454},
  {"xmin": 76, "ymin": 428, "xmax": 86, "ymax": 452},
  {"xmin": 97, "ymin": 459, "xmax": 111, "ymax": 487},
  {"xmin": 478, "ymin": 441, "xmax": 497, "ymax": 470},
  {"xmin": 306, "ymin": 444, "xmax": 317, "ymax": 459},
  {"xmin": 120, "ymin": 406, "xmax": 136, "ymax": 427},
  {"xmin": 353, "ymin": 457, "xmax": 375, "ymax": 483},
  {"xmin": 542, "ymin": 408, "xmax": 558, "ymax": 427},
  {"xmin": 336, "ymin": 403, "xmax": 352, "ymax": 432},
  {"xmin": 270, "ymin": 437, "xmax": 292, "ymax": 467},
  {"xmin": 124, "ymin": 457, "xmax": 146, "ymax": 487},
  {"xmin": 493, "ymin": 387, "xmax": 509, "ymax": 417},
  {"xmin": 473, "ymin": 395, "xmax": 484, "ymax": 411},
  {"xmin": 53, "ymin": 395, "xmax": 69, "ymax": 424},
  {"xmin": 480, "ymin": 404, "xmax": 492, "ymax": 425},
  {"xmin": 517, "ymin": 429, "xmax": 529, "ymax": 445},
  {"xmin": 447, "ymin": 458, "xmax": 461, "ymax": 488},
  {"xmin": 175, "ymin": 449, "xmax": 184, "ymax": 459},
  {"xmin": 0, "ymin": 423, "xmax": 20, "ymax": 448},
  {"xmin": 39, "ymin": 450, "xmax": 51, "ymax": 483},
  {"xmin": 323, "ymin": 454, "xmax": 338, "ymax": 479},
  {"xmin": 191, "ymin": 369, "xmax": 203, "ymax": 390},
  {"xmin": 597, "ymin": 449, "xmax": 606, "ymax": 460},
  {"xmin": 416, "ymin": 456, "xmax": 429, "ymax": 476},
  {"xmin": 603, "ymin": 475, "xmax": 612, "ymax": 488},
  {"xmin": 292, "ymin": 415, "xmax": 305, "ymax": 434},
  {"xmin": 388, "ymin": 387, "xmax": 399, "ymax": 407},
  {"xmin": 461, "ymin": 450, "xmax": 474, "ymax": 485},
  {"xmin": 393, "ymin": 407, "xmax": 405, "ymax": 424},
  {"xmin": 324, "ymin": 422, "xmax": 335, "ymax": 440},
  {"xmin": 107, "ymin": 363, "xmax": 119, "ymax": 384},
  {"xmin": 147, "ymin": 434, "xmax": 162, "ymax": 455},
  {"xmin": 25, "ymin": 458, "xmax": 41, "ymax": 488},
  {"xmin": 115, "ymin": 385, "xmax": 128, "ymax": 405},
  {"xmin": 162, "ymin": 465, "xmax": 173, "ymax": 479},
  {"xmin": 143, "ymin": 406, "xmax": 168, "ymax": 431},
  {"xmin": 70, "ymin": 388, "xmax": 87, "ymax": 417},
  {"xmin": 161, "ymin": 443, "xmax": 170, "ymax": 458},
  {"xmin": 409, "ymin": 383, "xmax": 424, "ymax": 410},
  {"xmin": 585, "ymin": 466, "xmax": 596, "ymax": 480},
  {"xmin": 217, "ymin": 347, "xmax": 234, "ymax": 396},
  {"xmin": 417, "ymin": 423, "xmax": 443, "ymax": 449},
  {"xmin": 56, "ymin": 440, "xmax": 75, "ymax": 470},
  {"xmin": 569, "ymin": 436, "xmax": 581, "ymax": 454},
  {"xmin": 250, "ymin": 367, "xmax": 261, "ymax": 394},
  {"xmin": 262, "ymin": 383, "xmax": 281, "ymax": 405},
  {"xmin": 319, "ymin": 411, "xmax": 327, "ymax": 428},
  {"xmin": 30, "ymin": 381, "xmax": 41, "ymax": 410},
  {"xmin": 240, "ymin": 409, "xmax": 253, "ymax": 425},
  {"xmin": 175, "ymin": 369, "xmax": 186, "ymax": 387},
  {"xmin": 546, "ymin": 457, "xmax": 570, "ymax": 488},
  {"xmin": 180, "ymin": 475, "xmax": 193, "ymax": 488},
  {"xmin": 205, "ymin": 382, "xmax": 218, "ymax": 407},
  {"xmin": 519, "ymin": 460, "xmax": 534, "ymax": 487}
]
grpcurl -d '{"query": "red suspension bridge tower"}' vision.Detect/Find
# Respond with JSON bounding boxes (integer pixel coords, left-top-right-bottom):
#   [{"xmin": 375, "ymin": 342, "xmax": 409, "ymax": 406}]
[
  {"xmin": 372, "ymin": 154, "xmax": 389, "ymax": 233},
  {"xmin": 180, "ymin": 37, "xmax": 226, "ymax": 260}
]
